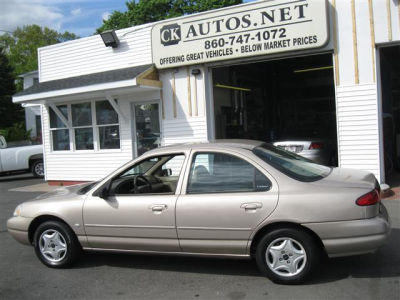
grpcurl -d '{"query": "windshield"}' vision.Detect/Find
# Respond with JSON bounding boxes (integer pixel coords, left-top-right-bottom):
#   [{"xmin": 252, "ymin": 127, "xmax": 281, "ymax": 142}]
[{"xmin": 253, "ymin": 143, "xmax": 331, "ymax": 182}]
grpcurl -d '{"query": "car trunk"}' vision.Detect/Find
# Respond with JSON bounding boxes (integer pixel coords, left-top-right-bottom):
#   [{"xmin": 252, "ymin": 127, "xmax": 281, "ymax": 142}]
[{"xmin": 315, "ymin": 168, "xmax": 380, "ymax": 218}]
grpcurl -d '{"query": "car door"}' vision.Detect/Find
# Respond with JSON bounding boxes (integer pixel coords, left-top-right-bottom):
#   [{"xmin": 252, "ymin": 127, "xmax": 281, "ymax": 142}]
[
  {"xmin": 83, "ymin": 152, "xmax": 189, "ymax": 252},
  {"xmin": 176, "ymin": 149, "xmax": 279, "ymax": 255}
]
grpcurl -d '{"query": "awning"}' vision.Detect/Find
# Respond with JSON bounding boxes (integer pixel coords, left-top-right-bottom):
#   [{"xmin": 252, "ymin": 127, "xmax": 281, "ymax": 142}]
[{"xmin": 13, "ymin": 64, "xmax": 162, "ymax": 104}]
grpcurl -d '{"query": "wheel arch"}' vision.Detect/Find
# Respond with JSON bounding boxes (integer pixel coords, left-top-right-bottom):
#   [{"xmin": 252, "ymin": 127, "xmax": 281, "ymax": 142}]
[
  {"xmin": 249, "ymin": 221, "xmax": 326, "ymax": 256},
  {"xmin": 28, "ymin": 154, "xmax": 43, "ymax": 167},
  {"xmin": 28, "ymin": 215, "xmax": 78, "ymax": 245}
]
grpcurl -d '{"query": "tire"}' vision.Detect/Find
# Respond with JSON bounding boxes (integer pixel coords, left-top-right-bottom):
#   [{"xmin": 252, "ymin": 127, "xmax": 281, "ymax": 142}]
[
  {"xmin": 33, "ymin": 221, "xmax": 81, "ymax": 268},
  {"xmin": 31, "ymin": 160, "xmax": 44, "ymax": 178},
  {"xmin": 255, "ymin": 228, "xmax": 320, "ymax": 284}
]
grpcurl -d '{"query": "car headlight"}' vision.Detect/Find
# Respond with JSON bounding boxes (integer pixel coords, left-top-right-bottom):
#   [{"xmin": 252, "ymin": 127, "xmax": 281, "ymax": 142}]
[{"xmin": 13, "ymin": 204, "xmax": 23, "ymax": 217}]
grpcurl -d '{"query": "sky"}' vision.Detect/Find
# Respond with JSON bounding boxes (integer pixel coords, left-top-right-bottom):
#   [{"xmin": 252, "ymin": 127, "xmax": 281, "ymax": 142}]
[{"xmin": 0, "ymin": 0, "xmax": 255, "ymax": 38}]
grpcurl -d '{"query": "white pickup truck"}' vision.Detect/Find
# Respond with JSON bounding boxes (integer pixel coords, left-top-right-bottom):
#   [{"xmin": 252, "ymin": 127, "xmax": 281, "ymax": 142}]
[{"xmin": 0, "ymin": 135, "xmax": 44, "ymax": 177}]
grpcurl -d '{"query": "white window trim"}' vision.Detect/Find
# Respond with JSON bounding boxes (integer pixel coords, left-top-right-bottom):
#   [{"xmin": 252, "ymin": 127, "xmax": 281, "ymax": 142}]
[{"xmin": 49, "ymin": 99, "xmax": 122, "ymax": 153}]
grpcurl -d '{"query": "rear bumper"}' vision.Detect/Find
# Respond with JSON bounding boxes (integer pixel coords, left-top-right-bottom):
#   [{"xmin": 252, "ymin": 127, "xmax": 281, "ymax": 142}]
[
  {"xmin": 303, "ymin": 206, "xmax": 391, "ymax": 257},
  {"xmin": 7, "ymin": 216, "xmax": 32, "ymax": 246}
]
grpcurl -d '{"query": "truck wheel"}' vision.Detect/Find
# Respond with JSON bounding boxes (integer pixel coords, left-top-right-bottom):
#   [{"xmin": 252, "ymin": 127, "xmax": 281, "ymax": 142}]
[{"xmin": 31, "ymin": 160, "xmax": 44, "ymax": 178}]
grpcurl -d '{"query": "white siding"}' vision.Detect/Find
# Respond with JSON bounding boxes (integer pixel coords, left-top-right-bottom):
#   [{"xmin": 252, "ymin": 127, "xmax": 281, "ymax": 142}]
[
  {"xmin": 336, "ymin": 84, "xmax": 380, "ymax": 180},
  {"xmin": 332, "ymin": 0, "xmax": 400, "ymax": 182},
  {"xmin": 42, "ymin": 99, "xmax": 132, "ymax": 181},
  {"xmin": 335, "ymin": 0, "xmax": 356, "ymax": 86},
  {"xmin": 160, "ymin": 67, "xmax": 208, "ymax": 146},
  {"xmin": 333, "ymin": 0, "xmax": 400, "ymax": 87},
  {"xmin": 163, "ymin": 117, "xmax": 208, "ymax": 146},
  {"xmin": 38, "ymin": 25, "xmax": 152, "ymax": 82}
]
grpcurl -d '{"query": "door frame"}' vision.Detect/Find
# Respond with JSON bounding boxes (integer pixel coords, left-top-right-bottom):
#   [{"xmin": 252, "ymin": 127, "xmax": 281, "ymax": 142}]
[{"xmin": 131, "ymin": 100, "xmax": 162, "ymax": 158}]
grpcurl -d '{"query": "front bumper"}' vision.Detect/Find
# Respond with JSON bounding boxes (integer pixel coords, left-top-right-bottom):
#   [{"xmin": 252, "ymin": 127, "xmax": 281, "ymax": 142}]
[
  {"xmin": 7, "ymin": 216, "xmax": 33, "ymax": 246},
  {"xmin": 303, "ymin": 205, "xmax": 391, "ymax": 257}
]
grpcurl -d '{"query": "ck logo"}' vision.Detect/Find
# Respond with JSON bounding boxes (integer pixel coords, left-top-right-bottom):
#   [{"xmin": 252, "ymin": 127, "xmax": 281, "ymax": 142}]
[{"xmin": 160, "ymin": 24, "xmax": 181, "ymax": 46}]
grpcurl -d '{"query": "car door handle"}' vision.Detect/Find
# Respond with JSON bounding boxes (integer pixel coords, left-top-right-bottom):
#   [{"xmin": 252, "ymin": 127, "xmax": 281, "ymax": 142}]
[
  {"xmin": 150, "ymin": 204, "xmax": 167, "ymax": 212},
  {"xmin": 240, "ymin": 203, "xmax": 262, "ymax": 210}
]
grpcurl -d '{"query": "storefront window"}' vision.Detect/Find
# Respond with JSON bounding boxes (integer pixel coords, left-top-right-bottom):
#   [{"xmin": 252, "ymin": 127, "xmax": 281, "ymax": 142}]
[
  {"xmin": 96, "ymin": 100, "xmax": 120, "ymax": 150},
  {"xmin": 96, "ymin": 101, "xmax": 118, "ymax": 125},
  {"xmin": 72, "ymin": 103, "xmax": 92, "ymax": 126},
  {"xmin": 75, "ymin": 128, "xmax": 94, "ymax": 150},
  {"xmin": 98, "ymin": 125, "xmax": 120, "ymax": 149},
  {"xmin": 49, "ymin": 100, "xmax": 120, "ymax": 151},
  {"xmin": 71, "ymin": 102, "xmax": 94, "ymax": 150},
  {"xmin": 50, "ymin": 105, "xmax": 68, "ymax": 128},
  {"xmin": 49, "ymin": 105, "xmax": 70, "ymax": 151},
  {"xmin": 52, "ymin": 129, "xmax": 70, "ymax": 151}
]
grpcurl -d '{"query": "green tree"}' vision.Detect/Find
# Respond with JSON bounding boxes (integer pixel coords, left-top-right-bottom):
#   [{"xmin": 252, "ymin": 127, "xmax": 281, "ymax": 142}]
[
  {"xmin": 0, "ymin": 25, "xmax": 79, "ymax": 77},
  {"xmin": 0, "ymin": 49, "xmax": 23, "ymax": 128},
  {"xmin": 96, "ymin": 0, "xmax": 243, "ymax": 33}
]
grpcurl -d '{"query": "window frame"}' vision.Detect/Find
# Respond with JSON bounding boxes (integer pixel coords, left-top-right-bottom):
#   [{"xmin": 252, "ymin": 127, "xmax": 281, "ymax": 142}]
[
  {"xmin": 183, "ymin": 149, "xmax": 273, "ymax": 195},
  {"xmin": 107, "ymin": 152, "xmax": 188, "ymax": 197},
  {"xmin": 49, "ymin": 104, "xmax": 71, "ymax": 152},
  {"xmin": 48, "ymin": 99, "xmax": 122, "ymax": 153}
]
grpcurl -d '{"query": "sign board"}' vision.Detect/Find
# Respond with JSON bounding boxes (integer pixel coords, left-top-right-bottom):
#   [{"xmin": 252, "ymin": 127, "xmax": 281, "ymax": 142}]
[{"xmin": 151, "ymin": 0, "xmax": 329, "ymax": 69}]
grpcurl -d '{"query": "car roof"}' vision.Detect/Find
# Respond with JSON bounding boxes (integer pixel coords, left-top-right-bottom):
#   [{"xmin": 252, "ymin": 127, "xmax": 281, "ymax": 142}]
[{"xmin": 146, "ymin": 139, "xmax": 264, "ymax": 154}]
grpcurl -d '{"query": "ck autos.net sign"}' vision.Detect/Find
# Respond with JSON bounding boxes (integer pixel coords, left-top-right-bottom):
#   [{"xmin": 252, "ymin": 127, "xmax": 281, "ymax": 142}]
[{"xmin": 151, "ymin": 0, "xmax": 329, "ymax": 69}]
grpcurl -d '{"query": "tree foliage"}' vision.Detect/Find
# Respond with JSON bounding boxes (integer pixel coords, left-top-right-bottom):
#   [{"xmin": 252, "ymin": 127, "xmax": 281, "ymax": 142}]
[
  {"xmin": 0, "ymin": 25, "xmax": 78, "ymax": 77},
  {"xmin": 0, "ymin": 49, "xmax": 23, "ymax": 129},
  {"xmin": 96, "ymin": 0, "xmax": 243, "ymax": 33}
]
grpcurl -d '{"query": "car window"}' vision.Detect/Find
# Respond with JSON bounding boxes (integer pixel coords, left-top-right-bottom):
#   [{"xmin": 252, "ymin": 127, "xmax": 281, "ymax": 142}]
[
  {"xmin": 187, "ymin": 152, "xmax": 271, "ymax": 194},
  {"xmin": 161, "ymin": 155, "xmax": 185, "ymax": 177},
  {"xmin": 110, "ymin": 154, "xmax": 185, "ymax": 195},
  {"xmin": 253, "ymin": 143, "xmax": 331, "ymax": 182},
  {"xmin": 120, "ymin": 157, "xmax": 161, "ymax": 177}
]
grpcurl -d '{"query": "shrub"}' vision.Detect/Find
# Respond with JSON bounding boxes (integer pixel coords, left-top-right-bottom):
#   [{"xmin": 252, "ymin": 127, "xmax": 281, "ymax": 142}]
[{"xmin": 0, "ymin": 122, "xmax": 31, "ymax": 142}]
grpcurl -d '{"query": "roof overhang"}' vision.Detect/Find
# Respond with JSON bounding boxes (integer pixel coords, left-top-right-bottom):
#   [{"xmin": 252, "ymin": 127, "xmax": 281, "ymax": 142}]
[{"xmin": 13, "ymin": 65, "xmax": 162, "ymax": 104}]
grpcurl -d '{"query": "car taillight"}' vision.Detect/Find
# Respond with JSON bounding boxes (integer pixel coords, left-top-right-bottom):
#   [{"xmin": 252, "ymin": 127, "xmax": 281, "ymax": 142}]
[
  {"xmin": 309, "ymin": 142, "xmax": 324, "ymax": 149},
  {"xmin": 356, "ymin": 189, "xmax": 380, "ymax": 206}
]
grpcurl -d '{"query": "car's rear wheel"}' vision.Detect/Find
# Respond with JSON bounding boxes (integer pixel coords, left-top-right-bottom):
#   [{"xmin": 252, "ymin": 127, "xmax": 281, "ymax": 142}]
[
  {"xmin": 31, "ymin": 160, "xmax": 44, "ymax": 178},
  {"xmin": 33, "ymin": 221, "xmax": 80, "ymax": 268},
  {"xmin": 255, "ymin": 228, "xmax": 320, "ymax": 284}
]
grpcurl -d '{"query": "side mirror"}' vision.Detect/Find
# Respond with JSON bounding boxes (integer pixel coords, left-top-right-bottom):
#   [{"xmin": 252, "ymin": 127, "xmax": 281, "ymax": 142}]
[
  {"xmin": 96, "ymin": 180, "xmax": 112, "ymax": 199},
  {"xmin": 161, "ymin": 168, "xmax": 172, "ymax": 176},
  {"xmin": 0, "ymin": 136, "xmax": 6, "ymax": 149},
  {"xmin": 98, "ymin": 187, "xmax": 109, "ymax": 200}
]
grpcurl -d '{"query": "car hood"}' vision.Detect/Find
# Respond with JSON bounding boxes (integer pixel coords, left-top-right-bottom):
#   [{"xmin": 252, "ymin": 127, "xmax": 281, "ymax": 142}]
[
  {"xmin": 18, "ymin": 183, "xmax": 93, "ymax": 218},
  {"xmin": 34, "ymin": 183, "xmax": 90, "ymax": 201},
  {"xmin": 313, "ymin": 168, "xmax": 377, "ymax": 190}
]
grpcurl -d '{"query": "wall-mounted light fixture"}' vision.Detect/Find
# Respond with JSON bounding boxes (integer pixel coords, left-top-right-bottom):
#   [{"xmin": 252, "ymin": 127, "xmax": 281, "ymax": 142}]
[
  {"xmin": 191, "ymin": 69, "xmax": 201, "ymax": 76},
  {"xmin": 100, "ymin": 30, "xmax": 120, "ymax": 48}
]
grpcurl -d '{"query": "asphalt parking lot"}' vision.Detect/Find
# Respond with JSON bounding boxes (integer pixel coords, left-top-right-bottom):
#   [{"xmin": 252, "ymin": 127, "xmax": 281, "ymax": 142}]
[{"xmin": 0, "ymin": 175, "xmax": 399, "ymax": 300}]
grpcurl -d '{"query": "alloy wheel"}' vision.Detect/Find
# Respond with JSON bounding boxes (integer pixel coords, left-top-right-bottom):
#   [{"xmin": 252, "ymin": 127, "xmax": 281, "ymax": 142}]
[{"xmin": 265, "ymin": 237, "xmax": 307, "ymax": 277}]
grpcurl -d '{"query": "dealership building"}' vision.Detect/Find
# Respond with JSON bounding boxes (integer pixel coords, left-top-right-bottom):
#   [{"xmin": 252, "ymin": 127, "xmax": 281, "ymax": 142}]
[{"xmin": 13, "ymin": 0, "xmax": 400, "ymax": 185}]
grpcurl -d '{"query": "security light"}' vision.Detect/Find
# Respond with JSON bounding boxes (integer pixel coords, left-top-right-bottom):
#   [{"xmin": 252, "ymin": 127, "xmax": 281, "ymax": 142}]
[
  {"xmin": 191, "ymin": 69, "xmax": 201, "ymax": 75},
  {"xmin": 100, "ymin": 30, "xmax": 120, "ymax": 48}
]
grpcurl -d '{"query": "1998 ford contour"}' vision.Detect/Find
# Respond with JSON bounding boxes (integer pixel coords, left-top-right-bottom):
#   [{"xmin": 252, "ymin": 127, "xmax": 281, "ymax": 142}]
[{"xmin": 7, "ymin": 140, "xmax": 391, "ymax": 284}]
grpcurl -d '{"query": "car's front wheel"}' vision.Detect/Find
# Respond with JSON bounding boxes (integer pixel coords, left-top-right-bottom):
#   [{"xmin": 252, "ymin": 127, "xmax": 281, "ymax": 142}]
[
  {"xmin": 33, "ymin": 221, "xmax": 80, "ymax": 268},
  {"xmin": 255, "ymin": 228, "xmax": 321, "ymax": 284}
]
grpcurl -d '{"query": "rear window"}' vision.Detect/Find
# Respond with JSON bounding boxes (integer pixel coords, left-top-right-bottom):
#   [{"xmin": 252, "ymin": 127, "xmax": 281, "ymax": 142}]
[{"xmin": 253, "ymin": 144, "xmax": 331, "ymax": 182}]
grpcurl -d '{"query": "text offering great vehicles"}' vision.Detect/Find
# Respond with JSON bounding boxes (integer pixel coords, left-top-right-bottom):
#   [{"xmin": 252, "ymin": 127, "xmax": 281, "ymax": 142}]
[{"xmin": 152, "ymin": 0, "xmax": 329, "ymax": 69}]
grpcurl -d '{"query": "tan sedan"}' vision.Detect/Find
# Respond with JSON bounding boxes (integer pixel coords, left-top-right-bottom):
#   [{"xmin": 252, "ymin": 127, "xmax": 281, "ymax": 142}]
[{"xmin": 7, "ymin": 140, "xmax": 391, "ymax": 284}]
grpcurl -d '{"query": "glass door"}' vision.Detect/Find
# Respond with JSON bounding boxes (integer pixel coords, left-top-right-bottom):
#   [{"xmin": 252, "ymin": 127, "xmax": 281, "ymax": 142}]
[{"xmin": 133, "ymin": 103, "xmax": 161, "ymax": 156}]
